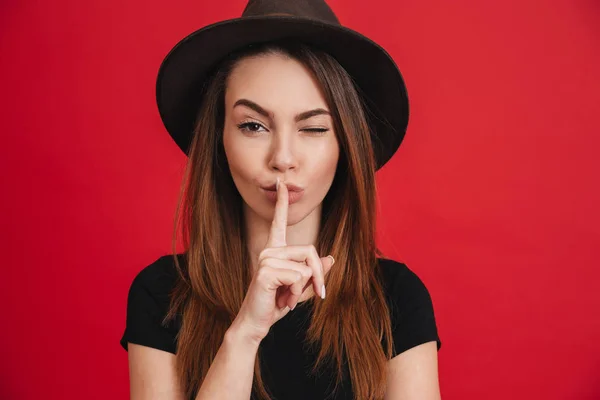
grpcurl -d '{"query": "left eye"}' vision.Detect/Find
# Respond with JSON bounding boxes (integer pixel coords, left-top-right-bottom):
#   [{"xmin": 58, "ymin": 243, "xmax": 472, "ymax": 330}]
[
  {"xmin": 303, "ymin": 128, "xmax": 328, "ymax": 135},
  {"xmin": 238, "ymin": 122, "xmax": 266, "ymax": 133}
]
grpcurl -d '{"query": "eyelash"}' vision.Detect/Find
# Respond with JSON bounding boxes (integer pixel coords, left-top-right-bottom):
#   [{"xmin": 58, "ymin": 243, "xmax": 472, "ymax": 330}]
[{"xmin": 237, "ymin": 121, "xmax": 329, "ymax": 136}]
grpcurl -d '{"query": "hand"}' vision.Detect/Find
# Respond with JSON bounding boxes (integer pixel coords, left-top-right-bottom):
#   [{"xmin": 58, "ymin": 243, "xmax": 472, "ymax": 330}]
[{"xmin": 231, "ymin": 179, "xmax": 335, "ymax": 344}]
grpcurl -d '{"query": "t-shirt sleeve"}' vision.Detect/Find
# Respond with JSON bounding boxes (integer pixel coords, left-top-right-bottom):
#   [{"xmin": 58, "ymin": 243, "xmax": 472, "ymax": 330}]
[
  {"xmin": 382, "ymin": 259, "xmax": 442, "ymax": 357},
  {"xmin": 120, "ymin": 255, "xmax": 180, "ymax": 355}
]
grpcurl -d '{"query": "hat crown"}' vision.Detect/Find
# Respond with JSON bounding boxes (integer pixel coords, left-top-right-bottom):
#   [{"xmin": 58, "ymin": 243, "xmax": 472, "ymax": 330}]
[
  {"xmin": 242, "ymin": 0, "xmax": 340, "ymax": 25},
  {"xmin": 156, "ymin": 0, "xmax": 408, "ymax": 170}
]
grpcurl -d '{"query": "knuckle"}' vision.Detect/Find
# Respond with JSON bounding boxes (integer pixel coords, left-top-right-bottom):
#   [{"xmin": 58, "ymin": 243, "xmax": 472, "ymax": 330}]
[
  {"xmin": 256, "ymin": 265, "xmax": 271, "ymax": 281},
  {"xmin": 309, "ymin": 245, "xmax": 319, "ymax": 259},
  {"xmin": 307, "ymin": 244, "xmax": 319, "ymax": 262},
  {"xmin": 258, "ymin": 248, "xmax": 270, "ymax": 262},
  {"xmin": 257, "ymin": 256, "xmax": 269, "ymax": 269},
  {"xmin": 302, "ymin": 265, "xmax": 313, "ymax": 277}
]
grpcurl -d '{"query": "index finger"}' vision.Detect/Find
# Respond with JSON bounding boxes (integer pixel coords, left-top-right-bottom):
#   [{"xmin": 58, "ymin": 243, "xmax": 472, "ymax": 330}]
[{"xmin": 266, "ymin": 178, "xmax": 288, "ymax": 248}]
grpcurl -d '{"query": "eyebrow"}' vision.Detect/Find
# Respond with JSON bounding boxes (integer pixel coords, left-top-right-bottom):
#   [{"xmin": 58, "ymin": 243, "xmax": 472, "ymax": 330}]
[{"xmin": 233, "ymin": 98, "xmax": 331, "ymax": 123}]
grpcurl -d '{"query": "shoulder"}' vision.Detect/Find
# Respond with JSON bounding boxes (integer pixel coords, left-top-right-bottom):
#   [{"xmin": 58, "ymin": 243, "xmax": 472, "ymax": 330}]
[
  {"xmin": 125, "ymin": 253, "xmax": 185, "ymax": 317},
  {"xmin": 120, "ymin": 254, "xmax": 185, "ymax": 354},
  {"xmin": 377, "ymin": 258, "xmax": 431, "ymax": 304},
  {"xmin": 376, "ymin": 257, "xmax": 442, "ymax": 356},
  {"xmin": 128, "ymin": 254, "xmax": 181, "ymax": 296}
]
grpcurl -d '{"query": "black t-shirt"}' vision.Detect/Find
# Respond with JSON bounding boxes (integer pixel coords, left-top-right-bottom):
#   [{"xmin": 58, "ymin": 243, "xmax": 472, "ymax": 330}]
[{"xmin": 121, "ymin": 255, "xmax": 442, "ymax": 399}]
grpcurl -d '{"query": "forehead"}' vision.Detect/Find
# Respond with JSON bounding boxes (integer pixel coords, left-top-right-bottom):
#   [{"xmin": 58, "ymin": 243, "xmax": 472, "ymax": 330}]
[{"xmin": 224, "ymin": 53, "xmax": 329, "ymax": 113}]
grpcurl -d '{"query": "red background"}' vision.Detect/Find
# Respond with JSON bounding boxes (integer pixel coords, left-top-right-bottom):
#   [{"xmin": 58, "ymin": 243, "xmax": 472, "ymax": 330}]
[{"xmin": 1, "ymin": 0, "xmax": 599, "ymax": 399}]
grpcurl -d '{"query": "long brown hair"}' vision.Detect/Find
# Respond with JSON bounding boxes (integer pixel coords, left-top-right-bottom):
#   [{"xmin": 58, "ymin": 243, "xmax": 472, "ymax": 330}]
[{"xmin": 164, "ymin": 41, "xmax": 394, "ymax": 400}]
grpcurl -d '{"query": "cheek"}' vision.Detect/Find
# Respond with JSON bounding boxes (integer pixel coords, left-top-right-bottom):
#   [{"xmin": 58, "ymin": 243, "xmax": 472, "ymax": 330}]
[
  {"xmin": 223, "ymin": 130, "xmax": 262, "ymax": 185},
  {"xmin": 307, "ymin": 141, "xmax": 339, "ymax": 185},
  {"xmin": 320, "ymin": 137, "xmax": 340, "ymax": 170}
]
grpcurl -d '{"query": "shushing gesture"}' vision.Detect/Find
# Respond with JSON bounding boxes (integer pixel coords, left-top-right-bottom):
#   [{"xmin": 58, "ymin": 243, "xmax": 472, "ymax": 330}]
[{"xmin": 232, "ymin": 178, "xmax": 335, "ymax": 344}]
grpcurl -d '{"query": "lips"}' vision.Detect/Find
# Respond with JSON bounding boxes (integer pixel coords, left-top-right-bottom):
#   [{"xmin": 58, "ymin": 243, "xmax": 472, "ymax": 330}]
[
  {"xmin": 262, "ymin": 187, "xmax": 304, "ymax": 204},
  {"xmin": 261, "ymin": 183, "xmax": 304, "ymax": 192}
]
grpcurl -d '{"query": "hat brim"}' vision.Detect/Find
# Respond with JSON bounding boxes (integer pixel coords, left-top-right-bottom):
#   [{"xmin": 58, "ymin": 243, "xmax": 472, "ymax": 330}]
[{"xmin": 156, "ymin": 15, "xmax": 409, "ymax": 170}]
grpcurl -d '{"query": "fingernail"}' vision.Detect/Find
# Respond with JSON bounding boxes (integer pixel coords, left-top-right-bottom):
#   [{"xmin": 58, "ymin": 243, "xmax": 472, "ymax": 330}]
[
  {"xmin": 276, "ymin": 177, "xmax": 280, "ymax": 190},
  {"xmin": 321, "ymin": 284, "xmax": 326, "ymax": 299},
  {"xmin": 327, "ymin": 255, "xmax": 335, "ymax": 265},
  {"xmin": 291, "ymin": 303, "xmax": 296, "ymax": 311}
]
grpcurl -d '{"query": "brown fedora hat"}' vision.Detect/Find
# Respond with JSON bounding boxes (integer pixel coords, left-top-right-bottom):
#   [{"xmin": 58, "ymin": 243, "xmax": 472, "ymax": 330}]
[{"xmin": 156, "ymin": 0, "xmax": 410, "ymax": 170}]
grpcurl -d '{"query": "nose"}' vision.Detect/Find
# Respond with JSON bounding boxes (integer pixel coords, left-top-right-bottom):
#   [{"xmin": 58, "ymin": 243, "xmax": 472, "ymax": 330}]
[{"xmin": 267, "ymin": 130, "xmax": 297, "ymax": 172}]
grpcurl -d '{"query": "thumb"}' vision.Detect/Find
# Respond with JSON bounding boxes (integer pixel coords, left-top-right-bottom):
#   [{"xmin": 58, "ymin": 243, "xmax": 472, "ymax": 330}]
[{"xmin": 320, "ymin": 255, "xmax": 335, "ymax": 276}]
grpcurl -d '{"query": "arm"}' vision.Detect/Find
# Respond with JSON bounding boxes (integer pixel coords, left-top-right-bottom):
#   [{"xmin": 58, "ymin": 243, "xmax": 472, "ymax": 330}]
[
  {"xmin": 127, "ymin": 321, "xmax": 260, "ymax": 400},
  {"xmin": 128, "ymin": 344, "xmax": 184, "ymax": 400},
  {"xmin": 384, "ymin": 341, "xmax": 441, "ymax": 400},
  {"xmin": 194, "ymin": 321, "xmax": 260, "ymax": 399}
]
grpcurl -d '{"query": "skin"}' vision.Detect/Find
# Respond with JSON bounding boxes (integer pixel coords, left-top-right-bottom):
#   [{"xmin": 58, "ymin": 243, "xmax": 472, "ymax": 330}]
[
  {"xmin": 222, "ymin": 52, "xmax": 339, "ymax": 304},
  {"xmin": 128, "ymin": 52, "xmax": 441, "ymax": 399}
]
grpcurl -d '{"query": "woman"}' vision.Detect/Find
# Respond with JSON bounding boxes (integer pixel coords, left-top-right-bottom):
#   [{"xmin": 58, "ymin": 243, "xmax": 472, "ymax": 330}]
[{"xmin": 120, "ymin": 1, "xmax": 442, "ymax": 399}]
